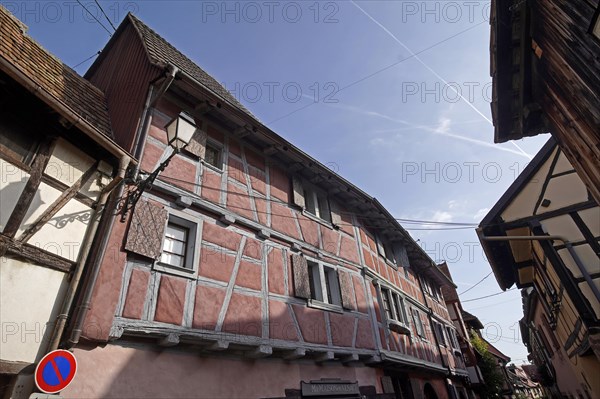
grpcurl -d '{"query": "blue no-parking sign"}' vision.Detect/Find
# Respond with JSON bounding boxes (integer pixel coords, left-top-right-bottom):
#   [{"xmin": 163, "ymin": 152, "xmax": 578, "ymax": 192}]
[{"xmin": 34, "ymin": 349, "xmax": 77, "ymax": 394}]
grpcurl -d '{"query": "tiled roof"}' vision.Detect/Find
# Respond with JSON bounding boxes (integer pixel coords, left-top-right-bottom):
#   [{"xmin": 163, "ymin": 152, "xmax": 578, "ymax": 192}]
[
  {"xmin": 127, "ymin": 13, "xmax": 254, "ymax": 118},
  {"xmin": 0, "ymin": 5, "xmax": 113, "ymax": 138},
  {"xmin": 484, "ymin": 338, "xmax": 511, "ymax": 361}
]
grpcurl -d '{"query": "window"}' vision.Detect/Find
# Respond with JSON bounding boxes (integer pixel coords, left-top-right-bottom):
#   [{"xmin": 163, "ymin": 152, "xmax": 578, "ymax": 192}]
[
  {"xmin": 381, "ymin": 287, "xmax": 410, "ymax": 333},
  {"xmin": 381, "ymin": 287, "xmax": 393, "ymax": 320},
  {"xmin": 307, "ymin": 260, "xmax": 341, "ymax": 307},
  {"xmin": 446, "ymin": 326, "xmax": 460, "ymax": 349},
  {"xmin": 376, "ymin": 236, "xmax": 399, "ymax": 266},
  {"xmin": 433, "ymin": 321, "xmax": 447, "ymax": 346},
  {"xmin": 304, "ymin": 185, "xmax": 331, "ymax": 222},
  {"xmin": 392, "ymin": 293, "xmax": 409, "ymax": 325},
  {"xmin": 154, "ymin": 213, "xmax": 200, "ymax": 277},
  {"xmin": 204, "ymin": 141, "xmax": 222, "ymax": 169},
  {"xmin": 0, "ymin": 113, "xmax": 41, "ymax": 166},
  {"xmin": 160, "ymin": 223, "xmax": 189, "ymax": 268},
  {"xmin": 411, "ymin": 308, "xmax": 425, "ymax": 338}
]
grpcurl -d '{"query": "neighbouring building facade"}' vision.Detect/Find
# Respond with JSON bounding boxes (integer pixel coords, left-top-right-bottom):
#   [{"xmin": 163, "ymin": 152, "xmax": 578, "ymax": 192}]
[
  {"xmin": 438, "ymin": 263, "xmax": 484, "ymax": 396},
  {"xmin": 489, "ymin": 0, "xmax": 600, "ymax": 204},
  {"xmin": 0, "ymin": 6, "xmax": 133, "ymax": 399},
  {"xmin": 45, "ymin": 12, "xmax": 477, "ymax": 399},
  {"xmin": 461, "ymin": 312, "xmax": 513, "ymax": 399},
  {"xmin": 478, "ymin": 138, "xmax": 600, "ymax": 398},
  {"xmin": 505, "ymin": 364, "xmax": 543, "ymax": 399}
]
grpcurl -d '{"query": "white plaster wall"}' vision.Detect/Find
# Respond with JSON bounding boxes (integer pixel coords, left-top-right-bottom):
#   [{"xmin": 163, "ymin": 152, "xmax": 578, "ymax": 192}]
[
  {"xmin": 0, "ymin": 258, "xmax": 68, "ymax": 363},
  {"xmin": 0, "ymin": 158, "xmax": 29, "ymax": 231},
  {"xmin": 44, "ymin": 138, "xmax": 111, "ymax": 201},
  {"xmin": 17, "ymin": 182, "xmax": 91, "ymax": 262}
]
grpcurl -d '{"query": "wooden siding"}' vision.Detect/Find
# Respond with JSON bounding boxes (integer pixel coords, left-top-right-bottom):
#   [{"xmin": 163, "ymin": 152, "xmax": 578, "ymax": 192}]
[{"xmin": 85, "ymin": 23, "xmax": 160, "ymax": 152}]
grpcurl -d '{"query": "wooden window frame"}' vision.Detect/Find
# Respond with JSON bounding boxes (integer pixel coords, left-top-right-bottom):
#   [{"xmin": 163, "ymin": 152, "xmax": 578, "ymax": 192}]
[
  {"xmin": 202, "ymin": 140, "xmax": 224, "ymax": 171},
  {"xmin": 306, "ymin": 258, "xmax": 342, "ymax": 311},
  {"xmin": 380, "ymin": 286, "xmax": 411, "ymax": 334},
  {"xmin": 303, "ymin": 183, "xmax": 332, "ymax": 223}
]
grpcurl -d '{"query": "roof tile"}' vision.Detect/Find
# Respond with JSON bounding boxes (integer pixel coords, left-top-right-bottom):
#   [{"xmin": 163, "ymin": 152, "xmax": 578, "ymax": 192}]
[{"xmin": 0, "ymin": 5, "xmax": 113, "ymax": 139}]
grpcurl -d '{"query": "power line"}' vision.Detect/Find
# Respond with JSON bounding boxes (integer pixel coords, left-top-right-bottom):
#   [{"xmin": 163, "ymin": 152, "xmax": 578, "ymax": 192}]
[
  {"xmin": 72, "ymin": 50, "xmax": 101, "ymax": 69},
  {"xmin": 76, "ymin": 0, "xmax": 112, "ymax": 36},
  {"xmin": 94, "ymin": 0, "xmax": 117, "ymax": 32},
  {"xmin": 461, "ymin": 288, "xmax": 518, "ymax": 303},
  {"xmin": 268, "ymin": 19, "xmax": 487, "ymax": 125},
  {"xmin": 459, "ymin": 272, "xmax": 493, "ymax": 295},
  {"xmin": 156, "ymin": 174, "xmax": 479, "ymax": 230}
]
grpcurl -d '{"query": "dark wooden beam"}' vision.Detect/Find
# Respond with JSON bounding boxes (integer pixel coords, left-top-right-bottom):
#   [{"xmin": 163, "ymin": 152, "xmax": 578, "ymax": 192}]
[
  {"xmin": 3, "ymin": 137, "xmax": 54, "ymax": 237},
  {"xmin": 18, "ymin": 161, "xmax": 98, "ymax": 243},
  {"xmin": 0, "ymin": 234, "xmax": 74, "ymax": 273}
]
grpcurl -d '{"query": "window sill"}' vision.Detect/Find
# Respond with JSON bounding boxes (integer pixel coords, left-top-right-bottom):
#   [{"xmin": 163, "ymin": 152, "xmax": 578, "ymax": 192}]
[
  {"xmin": 153, "ymin": 262, "xmax": 197, "ymax": 279},
  {"xmin": 384, "ymin": 259, "xmax": 398, "ymax": 270},
  {"xmin": 387, "ymin": 320, "xmax": 411, "ymax": 335},
  {"xmin": 307, "ymin": 299, "xmax": 343, "ymax": 313},
  {"xmin": 201, "ymin": 160, "xmax": 224, "ymax": 173},
  {"xmin": 302, "ymin": 210, "xmax": 334, "ymax": 230}
]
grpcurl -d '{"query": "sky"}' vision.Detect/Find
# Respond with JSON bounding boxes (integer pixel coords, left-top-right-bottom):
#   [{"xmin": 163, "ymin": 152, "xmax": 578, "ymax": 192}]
[{"xmin": 4, "ymin": 0, "xmax": 552, "ymax": 363}]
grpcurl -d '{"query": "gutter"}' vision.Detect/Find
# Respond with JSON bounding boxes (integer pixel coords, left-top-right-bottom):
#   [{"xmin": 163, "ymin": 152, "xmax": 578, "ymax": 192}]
[{"xmin": 0, "ymin": 55, "xmax": 136, "ymax": 163}]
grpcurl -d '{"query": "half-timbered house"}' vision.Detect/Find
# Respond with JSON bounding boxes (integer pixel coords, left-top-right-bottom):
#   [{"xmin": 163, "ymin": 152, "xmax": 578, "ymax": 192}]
[
  {"xmin": 478, "ymin": 138, "xmax": 600, "ymax": 398},
  {"xmin": 55, "ymin": 12, "xmax": 471, "ymax": 399},
  {"xmin": 0, "ymin": 6, "xmax": 133, "ymax": 398},
  {"xmin": 489, "ymin": 0, "xmax": 600, "ymax": 203}
]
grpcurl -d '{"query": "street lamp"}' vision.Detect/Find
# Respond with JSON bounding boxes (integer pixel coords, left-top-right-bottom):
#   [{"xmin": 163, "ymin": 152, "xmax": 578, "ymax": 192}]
[
  {"xmin": 165, "ymin": 112, "xmax": 196, "ymax": 151},
  {"xmin": 120, "ymin": 112, "xmax": 197, "ymax": 220}
]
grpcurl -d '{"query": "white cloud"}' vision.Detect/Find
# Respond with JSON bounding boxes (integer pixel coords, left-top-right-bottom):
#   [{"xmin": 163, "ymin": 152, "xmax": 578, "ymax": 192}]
[
  {"xmin": 473, "ymin": 207, "xmax": 490, "ymax": 220},
  {"xmin": 432, "ymin": 210, "xmax": 453, "ymax": 223}
]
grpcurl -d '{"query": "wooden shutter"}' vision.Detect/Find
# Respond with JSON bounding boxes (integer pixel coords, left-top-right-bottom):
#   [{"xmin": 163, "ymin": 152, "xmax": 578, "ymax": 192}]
[
  {"xmin": 124, "ymin": 200, "xmax": 168, "ymax": 259},
  {"xmin": 184, "ymin": 129, "xmax": 207, "ymax": 159},
  {"xmin": 292, "ymin": 176, "xmax": 305, "ymax": 208},
  {"xmin": 376, "ymin": 236, "xmax": 385, "ymax": 257},
  {"xmin": 338, "ymin": 270, "xmax": 356, "ymax": 310},
  {"xmin": 329, "ymin": 199, "xmax": 342, "ymax": 226},
  {"xmin": 396, "ymin": 244, "xmax": 410, "ymax": 268},
  {"xmin": 291, "ymin": 254, "xmax": 310, "ymax": 299}
]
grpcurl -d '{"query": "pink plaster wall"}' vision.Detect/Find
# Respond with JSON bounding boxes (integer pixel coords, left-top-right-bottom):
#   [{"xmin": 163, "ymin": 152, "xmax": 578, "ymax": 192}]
[{"xmin": 65, "ymin": 344, "xmax": 382, "ymax": 399}]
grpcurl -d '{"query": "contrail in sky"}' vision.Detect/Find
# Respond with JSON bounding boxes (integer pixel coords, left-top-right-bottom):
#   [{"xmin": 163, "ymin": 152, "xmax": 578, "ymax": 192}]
[{"xmin": 350, "ymin": 0, "xmax": 533, "ymax": 160}]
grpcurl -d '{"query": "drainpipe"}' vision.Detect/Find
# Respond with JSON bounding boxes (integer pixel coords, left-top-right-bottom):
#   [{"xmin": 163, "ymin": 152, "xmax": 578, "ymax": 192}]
[
  {"xmin": 67, "ymin": 65, "xmax": 178, "ymax": 347},
  {"xmin": 131, "ymin": 64, "xmax": 178, "ymax": 179},
  {"xmin": 481, "ymin": 235, "xmax": 600, "ymax": 303},
  {"xmin": 47, "ymin": 155, "xmax": 130, "ymax": 352}
]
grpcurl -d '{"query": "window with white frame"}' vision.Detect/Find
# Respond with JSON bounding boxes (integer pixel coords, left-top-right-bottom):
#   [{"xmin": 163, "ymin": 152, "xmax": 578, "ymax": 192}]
[
  {"xmin": 155, "ymin": 214, "xmax": 200, "ymax": 277},
  {"xmin": 380, "ymin": 287, "xmax": 410, "ymax": 334},
  {"xmin": 304, "ymin": 184, "xmax": 331, "ymax": 223},
  {"xmin": 307, "ymin": 260, "xmax": 341, "ymax": 306},
  {"xmin": 160, "ymin": 222, "xmax": 189, "ymax": 268},
  {"xmin": 204, "ymin": 141, "xmax": 223, "ymax": 170}
]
